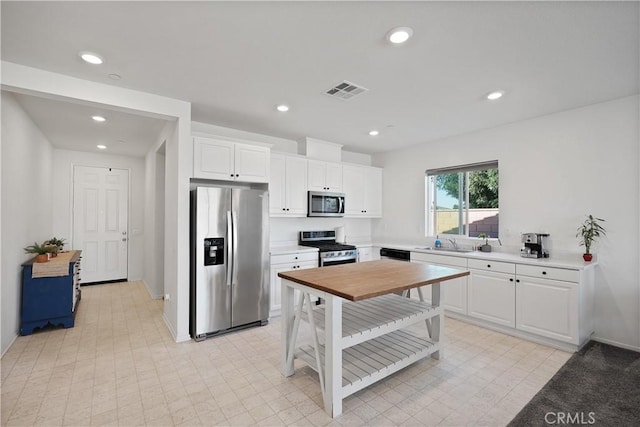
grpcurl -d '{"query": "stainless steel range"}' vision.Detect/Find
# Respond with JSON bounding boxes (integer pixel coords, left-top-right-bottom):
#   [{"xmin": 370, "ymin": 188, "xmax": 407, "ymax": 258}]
[{"xmin": 299, "ymin": 230, "xmax": 358, "ymax": 267}]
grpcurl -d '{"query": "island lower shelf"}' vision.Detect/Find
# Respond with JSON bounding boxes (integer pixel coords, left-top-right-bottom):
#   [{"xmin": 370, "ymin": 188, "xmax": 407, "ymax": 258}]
[
  {"xmin": 301, "ymin": 293, "xmax": 440, "ymax": 348},
  {"xmin": 297, "ymin": 328, "xmax": 438, "ymax": 398}
]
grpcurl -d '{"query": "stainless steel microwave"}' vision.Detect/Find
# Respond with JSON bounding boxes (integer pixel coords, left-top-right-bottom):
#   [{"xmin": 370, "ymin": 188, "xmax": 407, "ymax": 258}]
[{"xmin": 307, "ymin": 191, "xmax": 345, "ymax": 217}]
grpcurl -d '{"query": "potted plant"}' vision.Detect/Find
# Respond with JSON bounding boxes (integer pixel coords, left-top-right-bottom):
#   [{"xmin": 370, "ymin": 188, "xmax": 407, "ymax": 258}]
[
  {"xmin": 477, "ymin": 233, "xmax": 492, "ymax": 252},
  {"xmin": 577, "ymin": 215, "xmax": 606, "ymax": 262},
  {"xmin": 45, "ymin": 237, "xmax": 66, "ymax": 257},
  {"xmin": 24, "ymin": 242, "xmax": 53, "ymax": 263}
]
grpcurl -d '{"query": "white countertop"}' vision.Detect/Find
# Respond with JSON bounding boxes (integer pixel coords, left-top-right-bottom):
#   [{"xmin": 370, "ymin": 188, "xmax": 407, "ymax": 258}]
[
  {"xmin": 375, "ymin": 242, "xmax": 596, "ymax": 270},
  {"xmin": 270, "ymin": 245, "xmax": 319, "ymax": 256}
]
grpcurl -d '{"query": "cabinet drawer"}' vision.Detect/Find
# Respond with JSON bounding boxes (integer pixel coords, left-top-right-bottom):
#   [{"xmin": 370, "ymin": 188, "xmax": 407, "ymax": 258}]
[
  {"xmin": 516, "ymin": 264, "xmax": 579, "ymax": 283},
  {"xmin": 271, "ymin": 252, "xmax": 318, "ymax": 265},
  {"xmin": 411, "ymin": 252, "xmax": 467, "ymax": 267},
  {"xmin": 468, "ymin": 258, "xmax": 515, "ymax": 274}
]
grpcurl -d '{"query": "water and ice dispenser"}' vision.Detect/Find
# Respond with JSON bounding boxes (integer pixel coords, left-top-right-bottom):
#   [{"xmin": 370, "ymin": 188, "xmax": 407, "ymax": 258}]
[{"xmin": 204, "ymin": 238, "xmax": 225, "ymax": 266}]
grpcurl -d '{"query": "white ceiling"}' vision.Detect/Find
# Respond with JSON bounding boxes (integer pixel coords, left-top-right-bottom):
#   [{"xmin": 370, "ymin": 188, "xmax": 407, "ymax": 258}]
[
  {"xmin": 11, "ymin": 93, "xmax": 169, "ymax": 157},
  {"xmin": 2, "ymin": 1, "xmax": 638, "ymax": 155}
]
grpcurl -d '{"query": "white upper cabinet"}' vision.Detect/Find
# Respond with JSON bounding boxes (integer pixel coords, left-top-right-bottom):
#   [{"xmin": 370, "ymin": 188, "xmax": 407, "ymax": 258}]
[
  {"xmin": 342, "ymin": 164, "xmax": 383, "ymax": 217},
  {"xmin": 193, "ymin": 136, "xmax": 270, "ymax": 183},
  {"xmin": 270, "ymin": 154, "xmax": 308, "ymax": 216},
  {"xmin": 307, "ymin": 160, "xmax": 342, "ymax": 192}
]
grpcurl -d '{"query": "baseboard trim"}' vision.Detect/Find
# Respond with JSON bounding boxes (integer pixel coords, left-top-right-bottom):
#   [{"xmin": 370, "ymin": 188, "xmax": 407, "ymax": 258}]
[
  {"xmin": 141, "ymin": 279, "xmax": 163, "ymax": 300},
  {"xmin": 592, "ymin": 336, "xmax": 640, "ymax": 352},
  {"xmin": 1, "ymin": 333, "xmax": 19, "ymax": 358},
  {"xmin": 445, "ymin": 311, "xmax": 580, "ymax": 353}
]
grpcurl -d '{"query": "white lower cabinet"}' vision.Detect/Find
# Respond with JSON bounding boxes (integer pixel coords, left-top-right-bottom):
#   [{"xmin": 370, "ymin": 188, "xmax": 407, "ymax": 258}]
[
  {"xmin": 410, "ymin": 251, "xmax": 593, "ymax": 350},
  {"xmin": 468, "ymin": 269, "xmax": 516, "ymax": 328},
  {"xmin": 515, "ymin": 266, "xmax": 580, "ymax": 344},
  {"xmin": 410, "ymin": 253, "xmax": 468, "ymax": 315},
  {"xmin": 270, "ymin": 252, "xmax": 318, "ymax": 317}
]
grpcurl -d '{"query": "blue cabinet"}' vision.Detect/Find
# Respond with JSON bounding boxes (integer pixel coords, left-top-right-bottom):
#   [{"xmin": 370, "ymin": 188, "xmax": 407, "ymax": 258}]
[{"xmin": 21, "ymin": 251, "xmax": 81, "ymax": 335}]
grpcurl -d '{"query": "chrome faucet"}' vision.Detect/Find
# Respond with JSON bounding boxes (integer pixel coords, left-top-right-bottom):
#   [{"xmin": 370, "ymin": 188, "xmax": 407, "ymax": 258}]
[{"xmin": 447, "ymin": 238, "xmax": 458, "ymax": 249}]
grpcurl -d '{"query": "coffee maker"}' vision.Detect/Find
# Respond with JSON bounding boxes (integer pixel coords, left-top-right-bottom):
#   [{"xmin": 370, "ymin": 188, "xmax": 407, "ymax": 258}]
[{"xmin": 520, "ymin": 233, "xmax": 550, "ymax": 258}]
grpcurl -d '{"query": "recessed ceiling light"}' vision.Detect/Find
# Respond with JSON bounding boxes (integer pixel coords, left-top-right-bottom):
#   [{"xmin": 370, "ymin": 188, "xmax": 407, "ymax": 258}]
[
  {"xmin": 486, "ymin": 90, "xmax": 505, "ymax": 101},
  {"xmin": 79, "ymin": 51, "xmax": 104, "ymax": 65},
  {"xmin": 276, "ymin": 104, "xmax": 289, "ymax": 112},
  {"xmin": 96, "ymin": 145, "xmax": 107, "ymax": 150},
  {"xmin": 369, "ymin": 130, "xmax": 380, "ymax": 136},
  {"xmin": 91, "ymin": 115, "xmax": 106, "ymax": 122},
  {"xmin": 108, "ymin": 73, "xmax": 122, "ymax": 80},
  {"xmin": 387, "ymin": 27, "xmax": 413, "ymax": 44}
]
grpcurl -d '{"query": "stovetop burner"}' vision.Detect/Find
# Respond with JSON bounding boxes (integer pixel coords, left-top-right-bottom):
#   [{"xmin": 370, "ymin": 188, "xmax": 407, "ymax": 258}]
[
  {"xmin": 300, "ymin": 241, "xmax": 356, "ymax": 252},
  {"xmin": 299, "ymin": 230, "xmax": 357, "ymax": 252}
]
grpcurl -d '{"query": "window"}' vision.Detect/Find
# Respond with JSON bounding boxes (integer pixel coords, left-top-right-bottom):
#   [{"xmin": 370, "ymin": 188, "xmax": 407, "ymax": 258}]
[{"xmin": 425, "ymin": 161, "xmax": 499, "ymax": 238}]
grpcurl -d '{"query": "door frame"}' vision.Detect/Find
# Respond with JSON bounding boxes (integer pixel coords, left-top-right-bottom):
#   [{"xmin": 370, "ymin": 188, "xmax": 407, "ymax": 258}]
[{"xmin": 70, "ymin": 163, "xmax": 132, "ymax": 282}]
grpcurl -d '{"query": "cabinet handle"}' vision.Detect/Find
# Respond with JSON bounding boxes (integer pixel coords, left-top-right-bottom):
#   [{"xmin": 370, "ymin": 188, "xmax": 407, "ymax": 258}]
[
  {"xmin": 282, "ymin": 208, "xmax": 286, "ymax": 211},
  {"xmin": 294, "ymin": 256, "xmax": 298, "ymax": 260},
  {"xmin": 516, "ymin": 279, "xmax": 520, "ymax": 283},
  {"xmin": 509, "ymin": 278, "xmax": 514, "ymax": 282},
  {"xmin": 487, "ymin": 264, "xmax": 491, "ymax": 268},
  {"xmin": 230, "ymin": 174, "xmax": 234, "ymax": 177},
  {"xmin": 542, "ymin": 271, "xmax": 547, "ymax": 275},
  {"xmin": 286, "ymin": 208, "xmax": 290, "ymax": 211}
]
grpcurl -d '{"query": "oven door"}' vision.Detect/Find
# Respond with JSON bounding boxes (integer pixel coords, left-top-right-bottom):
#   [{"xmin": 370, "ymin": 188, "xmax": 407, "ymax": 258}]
[
  {"xmin": 320, "ymin": 255, "xmax": 357, "ymax": 267},
  {"xmin": 308, "ymin": 191, "xmax": 345, "ymax": 217}
]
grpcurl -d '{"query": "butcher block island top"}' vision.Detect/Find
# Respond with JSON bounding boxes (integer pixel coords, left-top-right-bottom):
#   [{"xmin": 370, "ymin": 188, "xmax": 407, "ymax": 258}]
[{"xmin": 277, "ymin": 259, "xmax": 470, "ymax": 301}]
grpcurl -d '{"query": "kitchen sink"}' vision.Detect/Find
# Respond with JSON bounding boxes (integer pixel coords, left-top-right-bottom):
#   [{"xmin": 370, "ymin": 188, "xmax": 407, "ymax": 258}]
[{"xmin": 415, "ymin": 246, "xmax": 474, "ymax": 253}]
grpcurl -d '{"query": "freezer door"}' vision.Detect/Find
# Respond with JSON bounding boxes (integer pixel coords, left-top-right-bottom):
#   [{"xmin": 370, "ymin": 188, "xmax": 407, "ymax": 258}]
[
  {"xmin": 193, "ymin": 187, "xmax": 232, "ymax": 336},
  {"xmin": 231, "ymin": 188, "xmax": 270, "ymax": 327}
]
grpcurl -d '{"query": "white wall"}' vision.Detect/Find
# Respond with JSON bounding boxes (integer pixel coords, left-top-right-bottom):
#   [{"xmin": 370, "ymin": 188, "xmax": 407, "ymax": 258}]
[
  {"xmin": 2, "ymin": 62, "xmax": 192, "ymax": 343},
  {"xmin": 1, "ymin": 92, "xmax": 54, "ymax": 355},
  {"xmin": 144, "ymin": 124, "xmax": 171, "ymax": 300},
  {"xmin": 51, "ymin": 149, "xmax": 146, "ymax": 281},
  {"xmin": 271, "ymin": 218, "xmax": 373, "ymax": 246},
  {"xmin": 373, "ymin": 95, "xmax": 640, "ymax": 350}
]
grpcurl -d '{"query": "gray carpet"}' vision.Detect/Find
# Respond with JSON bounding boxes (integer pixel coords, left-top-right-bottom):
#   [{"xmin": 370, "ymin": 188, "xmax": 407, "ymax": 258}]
[{"xmin": 508, "ymin": 341, "xmax": 640, "ymax": 426}]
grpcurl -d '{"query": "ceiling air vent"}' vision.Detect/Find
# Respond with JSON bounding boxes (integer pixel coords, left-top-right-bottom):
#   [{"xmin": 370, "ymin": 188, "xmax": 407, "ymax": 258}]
[{"xmin": 324, "ymin": 81, "xmax": 368, "ymax": 100}]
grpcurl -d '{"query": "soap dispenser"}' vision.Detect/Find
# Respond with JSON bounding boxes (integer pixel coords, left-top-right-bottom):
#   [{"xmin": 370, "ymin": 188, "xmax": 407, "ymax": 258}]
[{"xmin": 434, "ymin": 235, "xmax": 442, "ymax": 248}]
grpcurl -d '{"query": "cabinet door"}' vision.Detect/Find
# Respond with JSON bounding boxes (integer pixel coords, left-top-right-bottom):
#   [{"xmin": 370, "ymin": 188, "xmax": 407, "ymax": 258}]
[
  {"xmin": 307, "ymin": 160, "xmax": 327, "ymax": 191},
  {"xmin": 269, "ymin": 154, "xmax": 287, "ymax": 215},
  {"xmin": 234, "ymin": 143, "xmax": 269, "ymax": 183},
  {"xmin": 193, "ymin": 137, "xmax": 234, "ymax": 180},
  {"xmin": 364, "ymin": 167, "xmax": 383, "ymax": 217},
  {"xmin": 270, "ymin": 263, "xmax": 293, "ymax": 316},
  {"xmin": 342, "ymin": 165, "xmax": 365, "ymax": 215},
  {"xmin": 270, "ymin": 260, "xmax": 318, "ymax": 317},
  {"xmin": 357, "ymin": 246, "xmax": 372, "ymax": 262},
  {"xmin": 325, "ymin": 162, "xmax": 343, "ymax": 192},
  {"xmin": 285, "ymin": 156, "xmax": 308, "ymax": 216},
  {"xmin": 516, "ymin": 277, "xmax": 578, "ymax": 344},
  {"xmin": 410, "ymin": 260, "xmax": 467, "ymax": 313},
  {"xmin": 468, "ymin": 269, "xmax": 515, "ymax": 327}
]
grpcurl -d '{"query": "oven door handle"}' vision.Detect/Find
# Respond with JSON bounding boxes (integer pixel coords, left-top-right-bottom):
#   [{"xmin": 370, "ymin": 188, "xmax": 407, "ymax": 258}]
[{"xmin": 321, "ymin": 254, "xmax": 357, "ymax": 264}]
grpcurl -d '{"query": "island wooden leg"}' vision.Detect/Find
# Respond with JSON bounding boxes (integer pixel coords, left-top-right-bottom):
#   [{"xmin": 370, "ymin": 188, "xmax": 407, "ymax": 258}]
[
  {"xmin": 281, "ymin": 280, "xmax": 295, "ymax": 377},
  {"xmin": 431, "ymin": 282, "xmax": 444, "ymax": 359},
  {"xmin": 324, "ymin": 294, "xmax": 343, "ymax": 417}
]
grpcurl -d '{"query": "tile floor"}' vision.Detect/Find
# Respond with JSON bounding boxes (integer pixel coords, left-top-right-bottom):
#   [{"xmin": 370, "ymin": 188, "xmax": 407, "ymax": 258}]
[{"xmin": 1, "ymin": 281, "xmax": 571, "ymax": 426}]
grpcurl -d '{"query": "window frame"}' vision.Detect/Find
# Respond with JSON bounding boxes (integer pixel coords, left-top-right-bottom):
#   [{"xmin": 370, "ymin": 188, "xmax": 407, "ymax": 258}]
[{"xmin": 425, "ymin": 161, "xmax": 499, "ymax": 238}]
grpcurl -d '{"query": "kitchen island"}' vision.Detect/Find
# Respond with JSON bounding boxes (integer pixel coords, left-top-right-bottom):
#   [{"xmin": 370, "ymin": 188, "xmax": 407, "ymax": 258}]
[{"xmin": 278, "ymin": 259, "xmax": 469, "ymax": 417}]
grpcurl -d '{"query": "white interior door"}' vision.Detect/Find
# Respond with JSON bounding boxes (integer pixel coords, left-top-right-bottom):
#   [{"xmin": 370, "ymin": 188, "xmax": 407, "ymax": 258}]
[{"xmin": 73, "ymin": 166, "xmax": 129, "ymax": 283}]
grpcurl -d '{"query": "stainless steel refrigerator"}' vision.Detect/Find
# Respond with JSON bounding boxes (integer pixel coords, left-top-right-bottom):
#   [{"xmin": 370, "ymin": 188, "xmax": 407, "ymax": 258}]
[{"xmin": 190, "ymin": 186, "xmax": 269, "ymax": 340}]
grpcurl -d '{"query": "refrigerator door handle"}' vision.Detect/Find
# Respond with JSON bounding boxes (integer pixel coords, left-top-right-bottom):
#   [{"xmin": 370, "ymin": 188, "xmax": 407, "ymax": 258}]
[
  {"xmin": 226, "ymin": 210, "xmax": 232, "ymax": 287},
  {"xmin": 232, "ymin": 211, "xmax": 239, "ymax": 286}
]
